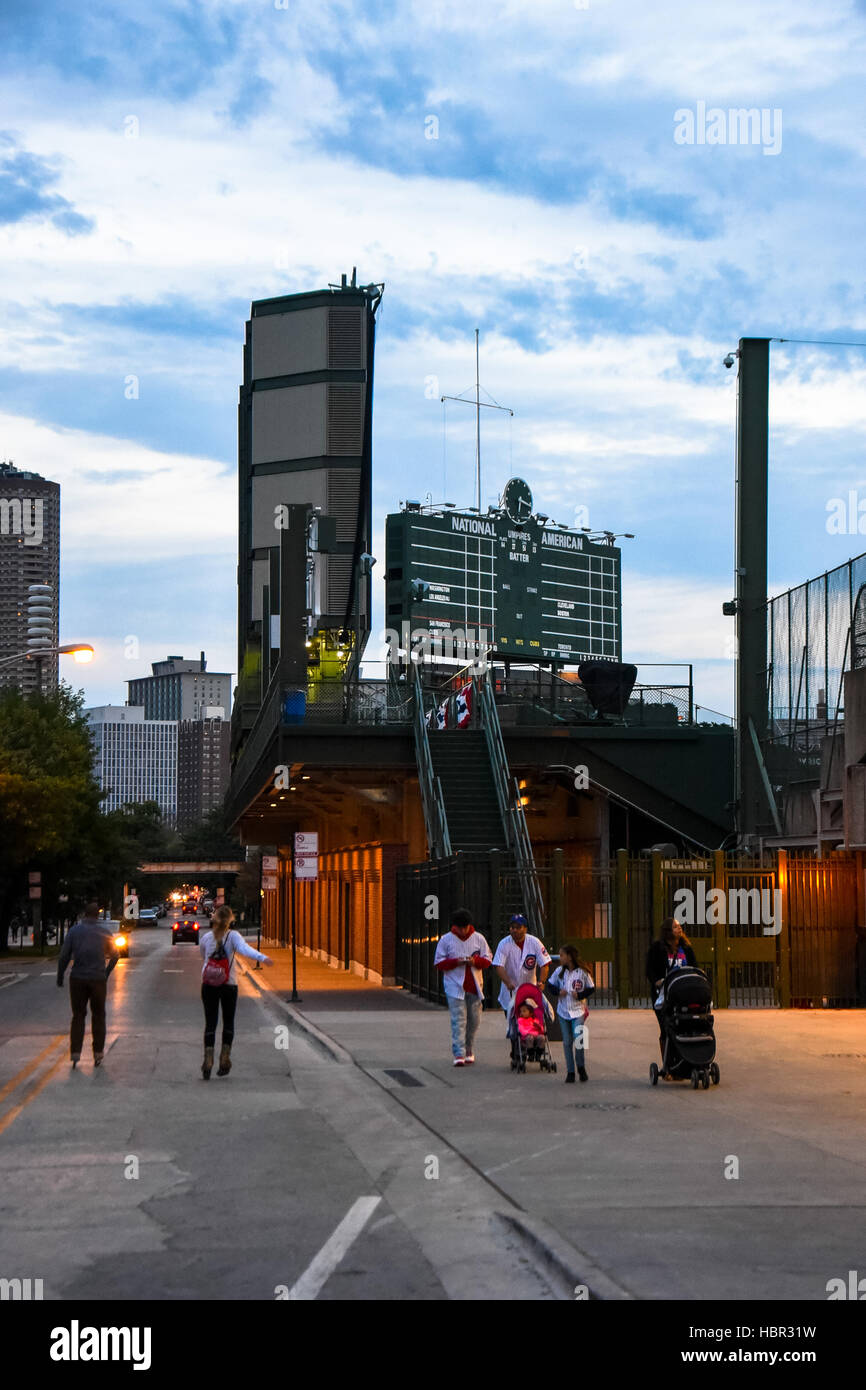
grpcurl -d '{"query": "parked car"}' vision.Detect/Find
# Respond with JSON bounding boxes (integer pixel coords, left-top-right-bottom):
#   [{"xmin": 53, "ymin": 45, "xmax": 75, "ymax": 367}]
[
  {"xmin": 138, "ymin": 908, "xmax": 159, "ymax": 925},
  {"xmin": 172, "ymin": 918, "xmax": 201, "ymax": 945}
]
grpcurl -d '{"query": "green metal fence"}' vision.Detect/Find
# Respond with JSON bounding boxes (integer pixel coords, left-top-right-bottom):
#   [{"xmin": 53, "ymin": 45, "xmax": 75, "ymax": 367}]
[{"xmin": 396, "ymin": 849, "xmax": 865, "ymax": 1008}]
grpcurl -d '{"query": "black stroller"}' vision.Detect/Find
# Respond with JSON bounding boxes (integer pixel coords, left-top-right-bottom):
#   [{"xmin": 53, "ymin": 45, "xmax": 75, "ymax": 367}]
[{"xmin": 650, "ymin": 966, "xmax": 720, "ymax": 1090}]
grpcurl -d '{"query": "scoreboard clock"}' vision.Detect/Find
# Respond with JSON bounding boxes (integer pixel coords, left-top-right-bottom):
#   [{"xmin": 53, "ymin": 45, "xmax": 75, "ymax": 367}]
[
  {"xmin": 384, "ymin": 481, "xmax": 622, "ymax": 665},
  {"xmin": 501, "ymin": 477, "xmax": 533, "ymax": 525}
]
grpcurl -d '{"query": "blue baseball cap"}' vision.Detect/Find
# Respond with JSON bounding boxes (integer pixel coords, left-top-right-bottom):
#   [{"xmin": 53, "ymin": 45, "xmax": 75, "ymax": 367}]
[{"xmin": 509, "ymin": 914, "xmax": 528, "ymax": 927}]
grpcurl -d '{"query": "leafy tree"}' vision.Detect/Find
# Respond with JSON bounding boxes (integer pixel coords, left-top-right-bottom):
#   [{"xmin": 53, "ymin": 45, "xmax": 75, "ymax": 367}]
[{"xmin": 0, "ymin": 683, "xmax": 103, "ymax": 949}]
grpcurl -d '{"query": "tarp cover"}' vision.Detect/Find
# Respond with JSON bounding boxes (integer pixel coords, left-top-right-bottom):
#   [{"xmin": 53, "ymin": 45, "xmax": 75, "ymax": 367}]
[{"xmin": 577, "ymin": 661, "xmax": 638, "ymax": 716}]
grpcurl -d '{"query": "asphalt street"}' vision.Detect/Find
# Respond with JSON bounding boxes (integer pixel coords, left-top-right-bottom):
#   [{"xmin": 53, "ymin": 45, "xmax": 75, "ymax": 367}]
[{"xmin": 0, "ymin": 921, "xmax": 554, "ymax": 1301}]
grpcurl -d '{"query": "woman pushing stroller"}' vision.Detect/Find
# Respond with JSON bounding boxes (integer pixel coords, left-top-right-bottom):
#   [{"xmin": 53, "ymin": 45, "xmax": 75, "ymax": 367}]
[{"xmin": 646, "ymin": 916, "xmax": 697, "ymax": 1058}]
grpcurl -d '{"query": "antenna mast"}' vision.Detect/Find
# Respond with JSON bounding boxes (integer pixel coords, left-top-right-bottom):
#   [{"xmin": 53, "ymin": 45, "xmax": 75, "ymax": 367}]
[{"xmin": 440, "ymin": 329, "xmax": 513, "ymax": 509}]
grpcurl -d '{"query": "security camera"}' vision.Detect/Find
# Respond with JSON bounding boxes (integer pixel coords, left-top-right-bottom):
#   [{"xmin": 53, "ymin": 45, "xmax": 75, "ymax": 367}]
[{"xmin": 723, "ymin": 353, "xmax": 736, "ymax": 369}]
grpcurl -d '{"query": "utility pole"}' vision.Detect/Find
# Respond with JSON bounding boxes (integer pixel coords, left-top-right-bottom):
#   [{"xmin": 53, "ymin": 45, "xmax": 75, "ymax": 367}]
[{"xmin": 732, "ymin": 338, "xmax": 774, "ymax": 844}]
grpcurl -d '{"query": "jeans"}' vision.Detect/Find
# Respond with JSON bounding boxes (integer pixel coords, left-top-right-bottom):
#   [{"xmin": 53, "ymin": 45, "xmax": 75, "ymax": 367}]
[
  {"xmin": 201, "ymin": 983, "xmax": 239, "ymax": 1048},
  {"xmin": 69, "ymin": 977, "xmax": 107, "ymax": 1056},
  {"xmin": 447, "ymin": 994, "xmax": 482, "ymax": 1058},
  {"xmin": 559, "ymin": 1014, "xmax": 587, "ymax": 1074}
]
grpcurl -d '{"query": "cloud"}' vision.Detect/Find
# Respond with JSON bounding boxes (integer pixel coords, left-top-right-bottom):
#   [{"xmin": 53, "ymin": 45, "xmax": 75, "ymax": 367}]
[
  {"xmin": 0, "ymin": 132, "xmax": 94, "ymax": 236},
  {"xmin": 0, "ymin": 409, "xmax": 235, "ymax": 564}
]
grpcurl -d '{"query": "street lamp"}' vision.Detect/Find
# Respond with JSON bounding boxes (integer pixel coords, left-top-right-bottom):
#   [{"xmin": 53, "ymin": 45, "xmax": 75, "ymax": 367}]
[{"xmin": 0, "ymin": 643, "xmax": 95, "ymax": 670}]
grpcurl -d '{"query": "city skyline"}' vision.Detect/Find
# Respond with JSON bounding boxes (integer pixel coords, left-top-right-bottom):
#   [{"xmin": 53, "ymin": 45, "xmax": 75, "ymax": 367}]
[{"xmin": 2, "ymin": 1, "xmax": 866, "ymax": 716}]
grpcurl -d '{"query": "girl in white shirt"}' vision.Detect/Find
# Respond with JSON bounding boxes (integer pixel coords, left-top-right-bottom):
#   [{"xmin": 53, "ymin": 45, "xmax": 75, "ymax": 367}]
[
  {"xmin": 199, "ymin": 905, "xmax": 273, "ymax": 1079},
  {"xmin": 547, "ymin": 944, "xmax": 595, "ymax": 1083}
]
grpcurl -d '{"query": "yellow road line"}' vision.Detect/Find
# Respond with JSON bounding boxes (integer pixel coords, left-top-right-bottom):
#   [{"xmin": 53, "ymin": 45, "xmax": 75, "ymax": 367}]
[
  {"xmin": 0, "ymin": 1048, "xmax": 69, "ymax": 1138},
  {"xmin": 0, "ymin": 1034, "xmax": 66, "ymax": 1106}
]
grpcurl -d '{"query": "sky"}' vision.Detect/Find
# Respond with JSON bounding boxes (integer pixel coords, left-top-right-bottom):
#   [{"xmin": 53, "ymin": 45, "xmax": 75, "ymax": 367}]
[{"xmin": 1, "ymin": 0, "xmax": 866, "ymax": 717}]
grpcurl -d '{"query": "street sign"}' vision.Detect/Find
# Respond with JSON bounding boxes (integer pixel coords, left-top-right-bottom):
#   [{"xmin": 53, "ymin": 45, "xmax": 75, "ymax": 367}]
[
  {"xmin": 261, "ymin": 876, "xmax": 278, "ymax": 891},
  {"xmin": 293, "ymin": 832, "xmax": 318, "ymax": 881},
  {"xmin": 29, "ymin": 871, "xmax": 41, "ymax": 884},
  {"xmin": 29, "ymin": 886, "xmax": 41, "ymax": 899},
  {"xmin": 262, "ymin": 855, "xmax": 278, "ymax": 872}
]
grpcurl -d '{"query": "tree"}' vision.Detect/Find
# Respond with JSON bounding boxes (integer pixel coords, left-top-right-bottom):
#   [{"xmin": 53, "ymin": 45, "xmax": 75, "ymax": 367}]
[{"xmin": 0, "ymin": 683, "xmax": 104, "ymax": 950}]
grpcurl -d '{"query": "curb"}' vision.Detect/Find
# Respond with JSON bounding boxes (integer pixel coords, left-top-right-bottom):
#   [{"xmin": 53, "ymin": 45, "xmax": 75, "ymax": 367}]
[
  {"xmin": 242, "ymin": 961, "xmax": 634, "ymax": 1301},
  {"xmin": 494, "ymin": 1211, "xmax": 635, "ymax": 1302},
  {"xmin": 238, "ymin": 962, "xmax": 353, "ymax": 1065}
]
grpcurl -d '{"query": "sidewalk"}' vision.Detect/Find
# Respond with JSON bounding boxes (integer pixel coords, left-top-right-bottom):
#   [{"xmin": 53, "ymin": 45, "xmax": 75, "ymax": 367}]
[
  {"xmin": 241, "ymin": 944, "xmax": 866, "ymax": 1301},
  {"xmin": 243, "ymin": 944, "xmax": 434, "ymax": 1014}
]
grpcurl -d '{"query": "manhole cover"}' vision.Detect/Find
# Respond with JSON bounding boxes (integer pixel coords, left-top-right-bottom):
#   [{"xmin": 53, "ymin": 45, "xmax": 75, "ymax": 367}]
[{"xmin": 573, "ymin": 1102, "xmax": 638, "ymax": 1111}]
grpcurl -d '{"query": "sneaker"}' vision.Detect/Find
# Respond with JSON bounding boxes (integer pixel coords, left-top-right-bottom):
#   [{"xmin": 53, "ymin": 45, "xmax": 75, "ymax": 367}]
[
  {"xmin": 453, "ymin": 1057, "xmax": 465, "ymax": 1067},
  {"xmin": 464, "ymin": 1054, "xmax": 475, "ymax": 1064},
  {"xmin": 565, "ymin": 1072, "xmax": 575, "ymax": 1083}
]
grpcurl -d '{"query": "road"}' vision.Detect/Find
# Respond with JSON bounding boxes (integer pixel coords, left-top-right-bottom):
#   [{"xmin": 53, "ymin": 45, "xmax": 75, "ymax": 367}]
[
  {"xmin": 0, "ymin": 918, "xmax": 561, "ymax": 1301},
  {"xmin": 4, "ymin": 918, "xmax": 866, "ymax": 1304}
]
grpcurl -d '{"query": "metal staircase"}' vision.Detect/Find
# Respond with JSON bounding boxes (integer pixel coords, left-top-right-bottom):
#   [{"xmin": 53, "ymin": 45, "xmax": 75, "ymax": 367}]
[
  {"xmin": 412, "ymin": 668, "xmax": 546, "ymax": 936},
  {"xmin": 412, "ymin": 663, "xmax": 451, "ymax": 859}
]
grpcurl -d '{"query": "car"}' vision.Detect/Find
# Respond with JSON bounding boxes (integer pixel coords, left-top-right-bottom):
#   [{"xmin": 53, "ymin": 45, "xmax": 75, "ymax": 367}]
[
  {"xmin": 172, "ymin": 918, "xmax": 201, "ymax": 945},
  {"xmin": 138, "ymin": 908, "xmax": 159, "ymax": 925},
  {"xmin": 102, "ymin": 920, "xmax": 129, "ymax": 958}
]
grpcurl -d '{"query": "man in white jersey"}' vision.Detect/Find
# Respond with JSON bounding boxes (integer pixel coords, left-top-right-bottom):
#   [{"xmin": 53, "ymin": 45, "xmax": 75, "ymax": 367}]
[{"xmin": 492, "ymin": 913, "xmax": 551, "ymax": 1018}]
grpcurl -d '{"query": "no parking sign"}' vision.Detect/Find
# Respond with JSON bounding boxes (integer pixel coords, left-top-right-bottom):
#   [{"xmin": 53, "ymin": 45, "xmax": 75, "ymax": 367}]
[{"xmin": 294, "ymin": 832, "xmax": 319, "ymax": 880}]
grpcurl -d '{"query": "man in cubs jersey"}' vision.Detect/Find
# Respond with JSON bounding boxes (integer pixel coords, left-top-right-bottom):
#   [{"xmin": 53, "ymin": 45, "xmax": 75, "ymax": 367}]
[
  {"xmin": 492, "ymin": 913, "xmax": 551, "ymax": 1015},
  {"xmin": 434, "ymin": 907, "xmax": 492, "ymax": 1067}
]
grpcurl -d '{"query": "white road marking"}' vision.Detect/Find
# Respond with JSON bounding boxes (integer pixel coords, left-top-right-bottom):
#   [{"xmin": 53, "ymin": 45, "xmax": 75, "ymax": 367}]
[
  {"xmin": 287, "ymin": 1196, "xmax": 382, "ymax": 1300},
  {"xmin": 41, "ymin": 971, "xmax": 57, "ymax": 977},
  {"xmin": 0, "ymin": 974, "xmax": 27, "ymax": 989},
  {"xmin": 162, "ymin": 970, "xmax": 184, "ymax": 974}
]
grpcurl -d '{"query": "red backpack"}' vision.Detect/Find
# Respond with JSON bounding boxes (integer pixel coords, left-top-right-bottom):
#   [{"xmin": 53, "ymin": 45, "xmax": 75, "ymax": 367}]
[{"xmin": 202, "ymin": 932, "xmax": 233, "ymax": 987}]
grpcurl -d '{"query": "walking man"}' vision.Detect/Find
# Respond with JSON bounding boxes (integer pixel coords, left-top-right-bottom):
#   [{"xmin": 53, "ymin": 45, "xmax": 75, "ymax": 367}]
[
  {"xmin": 57, "ymin": 903, "xmax": 120, "ymax": 1067},
  {"xmin": 433, "ymin": 908, "xmax": 492, "ymax": 1067},
  {"xmin": 493, "ymin": 913, "xmax": 551, "ymax": 1055}
]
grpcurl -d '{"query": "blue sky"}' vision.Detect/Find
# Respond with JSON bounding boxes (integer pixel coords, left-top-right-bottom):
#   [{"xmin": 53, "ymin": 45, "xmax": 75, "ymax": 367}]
[{"xmin": 2, "ymin": 0, "xmax": 866, "ymax": 715}]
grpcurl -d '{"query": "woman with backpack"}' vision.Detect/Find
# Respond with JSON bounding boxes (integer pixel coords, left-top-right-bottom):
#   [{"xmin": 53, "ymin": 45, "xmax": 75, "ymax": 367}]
[{"xmin": 199, "ymin": 905, "xmax": 273, "ymax": 1079}]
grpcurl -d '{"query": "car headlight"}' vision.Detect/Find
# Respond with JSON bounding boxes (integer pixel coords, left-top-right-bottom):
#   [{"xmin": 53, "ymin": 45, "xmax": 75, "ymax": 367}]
[{"xmin": 115, "ymin": 935, "xmax": 126, "ymax": 947}]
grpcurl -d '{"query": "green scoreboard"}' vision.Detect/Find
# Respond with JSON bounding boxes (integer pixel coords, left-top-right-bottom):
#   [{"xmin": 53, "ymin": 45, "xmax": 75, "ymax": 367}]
[{"xmin": 384, "ymin": 479, "xmax": 622, "ymax": 664}]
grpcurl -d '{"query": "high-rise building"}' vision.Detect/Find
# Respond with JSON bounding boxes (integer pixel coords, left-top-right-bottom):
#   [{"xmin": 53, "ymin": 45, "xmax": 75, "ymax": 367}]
[
  {"xmin": 127, "ymin": 652, "xmax": 231, "ymax": 722},
  {"xmin": 177, "ymin": 717, "xmax": 231, "ymax": 829},
  {"xmin": 233, "ymin": 276, "xmax": 381, "ymax": 749},
  {"xmin": 87, "ymin": 705, "xmax": 177, "ymax": 823},
  {"xmin": 0, "ymin": 461, "xmax": 60, "ymax": 693}
]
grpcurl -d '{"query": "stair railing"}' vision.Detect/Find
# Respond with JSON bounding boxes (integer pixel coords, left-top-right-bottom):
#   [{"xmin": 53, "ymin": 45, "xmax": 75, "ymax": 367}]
[
  {"xmin": 475, "ymin": 676, "xmax": 546, "ymax": 937},
  {"xmin": 412, "ymin": 662, "xmax": 452, "ymax": 859}
]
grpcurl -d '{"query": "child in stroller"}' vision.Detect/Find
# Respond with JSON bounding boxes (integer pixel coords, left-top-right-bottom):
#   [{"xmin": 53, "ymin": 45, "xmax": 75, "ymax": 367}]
[{"xmin": 508, "ymin": 983, "xmax": 557, "ymax": 1073}]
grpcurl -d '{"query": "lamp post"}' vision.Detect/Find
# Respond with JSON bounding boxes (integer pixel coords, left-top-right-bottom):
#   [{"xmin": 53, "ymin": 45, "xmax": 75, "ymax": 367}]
[{"xmin": 0, "ymin": 643, "xmax": 95, "ymax": 670}]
